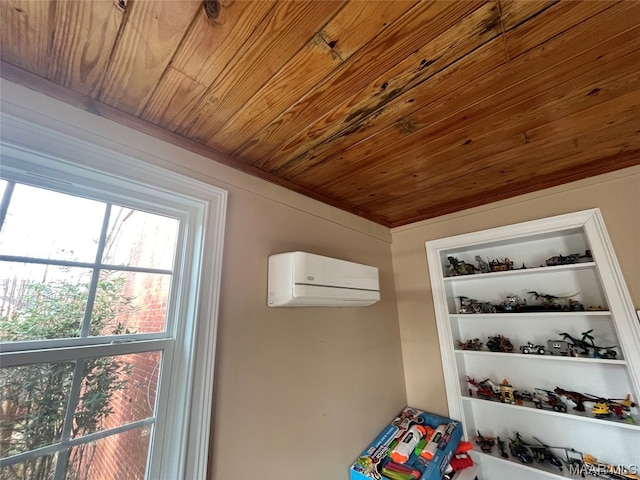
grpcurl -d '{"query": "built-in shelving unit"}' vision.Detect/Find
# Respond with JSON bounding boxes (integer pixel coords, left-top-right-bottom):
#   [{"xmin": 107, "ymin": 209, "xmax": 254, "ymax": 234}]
[{"xmin": 426, "ymin": 209, "xmax": 640, "ymax": 479}]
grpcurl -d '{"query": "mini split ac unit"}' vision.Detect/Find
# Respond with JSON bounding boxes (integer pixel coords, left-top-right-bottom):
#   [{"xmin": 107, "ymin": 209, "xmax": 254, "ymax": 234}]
[{"xmin": 267, "ymin": 251, "xmax": 380, "ymax": 307}]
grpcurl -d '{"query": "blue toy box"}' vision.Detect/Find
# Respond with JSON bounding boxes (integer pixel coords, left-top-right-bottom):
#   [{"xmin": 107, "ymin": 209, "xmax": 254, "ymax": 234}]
[{"xmin": 349, "ymin": 407, "xmax": 463, "ymax": 480}]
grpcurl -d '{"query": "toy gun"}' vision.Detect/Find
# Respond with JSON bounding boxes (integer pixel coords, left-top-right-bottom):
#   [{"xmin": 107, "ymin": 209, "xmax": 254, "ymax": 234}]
[
  {"xmin": 420, "ymin": 424, "xmax": 448, "ymax": 461},
  {"xmin": 390, "ymin": 424, "xmax": 427, "ymax": 464}
]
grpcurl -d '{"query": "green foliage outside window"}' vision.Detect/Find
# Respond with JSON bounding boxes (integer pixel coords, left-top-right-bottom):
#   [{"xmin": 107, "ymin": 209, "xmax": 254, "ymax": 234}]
[{"xmin": 0, "ymin": 273, "xmax": 135, "ymax": 480}]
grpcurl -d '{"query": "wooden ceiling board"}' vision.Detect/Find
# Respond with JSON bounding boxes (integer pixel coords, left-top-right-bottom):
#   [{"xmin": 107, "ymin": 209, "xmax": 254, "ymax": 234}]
[
  {"xmin": 47, "ymin": 1, "xmax": 124, "ymax": 97},
  {"xmin": 367, "ymin": 139, "xmax": 640, "ymax": 227},
  {"xmin": 238, "ymin": 0, "xmax": 485, "ymax": 167},
  {"xmin": 285, "ymin": 37, "xmax": 507, "ymax": 185},
  {"xmin": 280, "ymin": 0, "xmax": 613, "ymax": 181},
  {"xmin": 0, "ymin": 0, "xmax": 52, "ymax": 77},
  {"xmin": 175, "ymin": 0, "xmax": 346, "ymax": 143},
  {"xmin": 502, "ymin": 0, "xmax": 617, "ymax": 59},
  {"xmin": 496, "ymin": 0, "xmax": 558, "ymax": 31},
  {"xmin": 394, "ymin": 151, "xmax": 640, "ymax": 227},
  {"xmin": 350, "ymin": 52, "xmax": 640, "ymax": 196},
  {"xmin": 168, "ymin": 0, "xmax": 274, "ymax": 81},
  {"xmin": 98, "ymin": 0, "xmax": 202, "ymax": 115},
  {"xmin": 316, "ymin": 0, "xmax": 419, "ymax": 60},
  {"xmin": 361, "ymin": 96, "xmax": 640, "ymax": 220},
  {"xmin": 365, "ymin": 85, "xmax": 640, "ymax": 203},
  {"xmin": 322, "ymin": 73, "xmax": 640, "ymax": 210},
  {"xmin": 140, "ymin": 0, "xmax": 277, "ymax": 129},
  {"xmin": 2, "ymin": 0, "xmax": 639, "ymax": 228},
  {"xmin": 207, "ymin": 0, "xmax": 419, "ymax": 154},
  {"xmin": 202, "ymin": 33, "xmax": 343, "ymax": 153},
  {"xmin": 244, "ymin": 0, "xmax": 565, "ymax": 177},
  {"xmin": 293, "ymin": 3, "xmax": 640, "ymax": 193},
  {"xmin": 270, "ymin": 0, "xmax": 506, "ymax": 178},
  {"xmin": 303, "ymin": 51, "xmax": 640, "ymax": 200}
]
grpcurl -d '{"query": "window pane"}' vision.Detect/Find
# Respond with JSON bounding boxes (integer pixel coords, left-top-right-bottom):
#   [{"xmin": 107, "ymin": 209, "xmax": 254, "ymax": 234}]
[
  {"xmin": 0, "ymin": 184, "xmax": 105, "ymax": 262},
  {"xmin": 0, "ymin": 452, "xmax": 59, "ymax": 480},
  {"xmin": 73, "ymin": 352, "xmax": 161, "ymax": 438},
  {"xmin": 0, "ymin": 362, "xmax": 75, "ymax": 458},
  {"xmin": 66, "ymin": 427, "xmax": 151, "ymax": 480},
  {"xmin": 91, "ymin": 270, "xmax": 170, "ymax": 336},
  {"xmin": 103, "ymin": 206, "xmax": 178, "ymax": 270},
  {"xmin": 0, "ymin": 263, "xmax": 93, "ymax": 342}
]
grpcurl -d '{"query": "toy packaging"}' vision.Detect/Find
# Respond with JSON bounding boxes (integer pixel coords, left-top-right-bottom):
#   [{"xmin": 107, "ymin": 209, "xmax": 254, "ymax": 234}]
[{"xmin": 349, "ymin": 407, "xmax": 463, "ymax": 480}]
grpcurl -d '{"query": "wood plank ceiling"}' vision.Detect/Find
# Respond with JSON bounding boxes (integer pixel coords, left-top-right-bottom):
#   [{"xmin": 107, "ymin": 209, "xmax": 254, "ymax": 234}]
[{"xmin": 1, "ymin": 0, "xmax": 639, "ymax": 227}]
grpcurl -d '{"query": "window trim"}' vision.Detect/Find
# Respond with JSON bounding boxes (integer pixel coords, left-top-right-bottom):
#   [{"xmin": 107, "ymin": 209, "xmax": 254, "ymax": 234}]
[{"xmin": 0, "ymin": 112, "xmax": 227, "ymax": 480}]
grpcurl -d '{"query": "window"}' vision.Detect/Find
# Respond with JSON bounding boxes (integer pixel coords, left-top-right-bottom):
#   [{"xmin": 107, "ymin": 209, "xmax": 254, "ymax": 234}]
[{"xmin": 0, "ymin": 124, "xmax": 227, "ymax": 480}]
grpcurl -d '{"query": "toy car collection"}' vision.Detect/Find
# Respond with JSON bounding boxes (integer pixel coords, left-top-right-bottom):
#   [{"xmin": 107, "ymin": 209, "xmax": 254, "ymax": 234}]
[
  {"xmin": 468, "ymin": 427, "xmax": 640, "ymax": 480},
  {"xmin": 445, "ymin": 250, "xmax": 592, "ymax": 278},
  {"xmin": 439, "ymin": 244, "xmax": 632, "ymax": 477},
  {"xmin": 455, "ymin": 329, "xmax": 617, "ymax": 361},
  {"xmin": 455, "ymin": 291, "xmax": 606, "ymax": 315},
  {"xmin": 467, "ymin": 376, "xmax": 637, "ymax": 424}
]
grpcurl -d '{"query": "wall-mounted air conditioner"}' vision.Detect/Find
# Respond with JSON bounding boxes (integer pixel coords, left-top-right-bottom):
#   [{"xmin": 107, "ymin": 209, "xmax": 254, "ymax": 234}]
[{"xmin": 267, "ymin": 252, "xmax": 380, "ymax": 307}]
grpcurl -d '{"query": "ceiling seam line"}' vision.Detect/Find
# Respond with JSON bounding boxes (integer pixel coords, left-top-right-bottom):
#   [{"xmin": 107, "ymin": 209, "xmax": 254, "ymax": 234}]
[{"xmin": 137, "ymin": 1, "xmax": 205, "ymax": 119}]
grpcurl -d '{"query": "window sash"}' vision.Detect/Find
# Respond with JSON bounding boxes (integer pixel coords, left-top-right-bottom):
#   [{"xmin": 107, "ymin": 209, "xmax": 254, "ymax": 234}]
[
  {"xmin": 0, "ymin": 177, "xmax": 180, "ymax": 476},
  {"xmin": 0, "ymin": 109, "xmax": 226, "ymax": 480},
  {"xmin": 0, "ymin": 338, "xmax": 173, "ymax": 367}
]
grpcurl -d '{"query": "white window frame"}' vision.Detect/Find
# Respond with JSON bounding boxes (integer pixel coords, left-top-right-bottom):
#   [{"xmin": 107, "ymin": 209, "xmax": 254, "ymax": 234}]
[{"xmin": 0, "ymin": 112, "xmax": 227, "ymax": 480}]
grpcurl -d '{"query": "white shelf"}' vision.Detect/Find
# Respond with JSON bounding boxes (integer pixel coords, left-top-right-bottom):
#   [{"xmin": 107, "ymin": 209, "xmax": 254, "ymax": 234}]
[
  {"xmin": 443, "ymin": 262, "xmax": 597, "ymax": 283},
  {"xmin": 454, "ymin": 350, "xmax": 627, "ymax": 365},
  {"xmin": 461, "ymin": 396, "xmax": 640, "ymax": 432},
  {"xmin": 426, "ymin": 209, "xmax": 640, "ymax": 479},
  {"xmin": 450, "ymin": 311, "xmax": 611, "ymax": 320}
]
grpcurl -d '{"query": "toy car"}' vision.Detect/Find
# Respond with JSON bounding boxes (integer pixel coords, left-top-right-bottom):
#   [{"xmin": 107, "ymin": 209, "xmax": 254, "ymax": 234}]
[
  {"xmin": 533, "ymin": 388, "xmax": 568, "ymax": 413},
  {"xmin": 520, "ymin": 342, "xmax": 545, "ymax": 355}
]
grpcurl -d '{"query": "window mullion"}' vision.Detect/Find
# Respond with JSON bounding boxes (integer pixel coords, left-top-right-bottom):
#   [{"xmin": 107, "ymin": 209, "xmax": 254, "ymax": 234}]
[
  {"xmin": 0, "ymin": 179, "xmax": 15, "ymax": 229},
  {"xmin": 52, "ymin": 359, "xmax": 87, "ymax": 480},
  {"xmin": 80, "ymin": 204, "xmax": 111, "ymax": 338}
]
